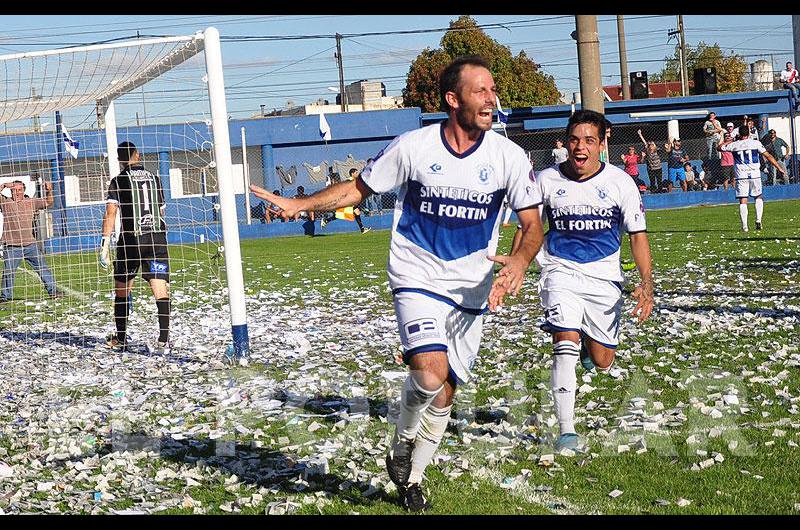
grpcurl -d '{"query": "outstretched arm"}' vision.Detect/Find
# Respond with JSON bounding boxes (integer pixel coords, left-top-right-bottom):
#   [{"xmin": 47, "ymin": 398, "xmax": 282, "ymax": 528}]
[
  {"xmin": 629, "ymin": 232, "xmax": 654, "ymax": 323},
  {"xmin": 762, "ymin": 151, "xmax": 787, "ymax": 176},
  {"xmin": 488, "ymin": 207, "xmax": 544, "ymax": 310},
  {"xmin": 250, "ymin": 178, "xmax": 372, "ymax": 220}
]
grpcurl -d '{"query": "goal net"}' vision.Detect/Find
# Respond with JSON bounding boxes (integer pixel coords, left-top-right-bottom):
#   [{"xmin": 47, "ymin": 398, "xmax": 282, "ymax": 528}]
[{"xmin": 0, "ymin": 28, "xmax": 249, "ymax": 358}]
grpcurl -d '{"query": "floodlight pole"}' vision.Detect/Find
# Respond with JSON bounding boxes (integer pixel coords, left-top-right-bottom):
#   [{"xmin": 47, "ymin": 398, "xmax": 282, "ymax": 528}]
[{"xmin": 204, "ymin": 27, "xmax": 250, "ymax": 359}]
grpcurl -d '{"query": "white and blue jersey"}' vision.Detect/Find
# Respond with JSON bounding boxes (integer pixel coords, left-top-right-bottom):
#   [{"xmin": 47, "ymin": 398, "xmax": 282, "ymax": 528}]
[
  {"xmin": 534, "ymin": 162, "xmax": 647, "ymax": 282},
  {"xmin": 360, "ymin": 122, "xmax": 541, "ymax": 311},
  {"xmin": 720, "ymin": 138, "xmax": 766, "ymax": 180}
]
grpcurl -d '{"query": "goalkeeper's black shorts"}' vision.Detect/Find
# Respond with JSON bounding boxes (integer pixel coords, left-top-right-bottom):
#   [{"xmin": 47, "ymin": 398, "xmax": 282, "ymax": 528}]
[{"xmin": 113, "ymin": 232, "xmax": 170, "ymax": 283}]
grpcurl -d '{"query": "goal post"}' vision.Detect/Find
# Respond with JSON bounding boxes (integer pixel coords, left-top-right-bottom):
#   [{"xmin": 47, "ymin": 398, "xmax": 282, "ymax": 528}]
[{"xmin": 0, "ymin": 27, "xmax": 249, "ymax": 358}]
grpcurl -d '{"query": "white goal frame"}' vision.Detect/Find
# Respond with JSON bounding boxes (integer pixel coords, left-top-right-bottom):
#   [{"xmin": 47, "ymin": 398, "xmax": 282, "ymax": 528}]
[{"xmin": 0, "ymin": 27, "xmax": 249, "ymax": 357}]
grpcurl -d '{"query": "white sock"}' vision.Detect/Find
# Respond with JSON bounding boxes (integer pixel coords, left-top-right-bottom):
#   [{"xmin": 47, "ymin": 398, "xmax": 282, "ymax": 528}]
[
  {"xmin": 395, "ymin": 375, "xmax": 441, "ymax": 442},
  {"xmin": 408, "ymin": 404, "xmax": 452, "ymax": 484},
  {"xmin": 551, "ymin": 340, "xmax": 580, "ymax": 435},
  {"xmin": 739, "ymin": 203, "xmax": 749, "ymax": 229},
  {"xmin": 755, "ymin": 197, "xmax": 764, "ymax": 223},
  {"xmin": 502, "ymin": 206, "xmax": 513, "ymax": 224}
]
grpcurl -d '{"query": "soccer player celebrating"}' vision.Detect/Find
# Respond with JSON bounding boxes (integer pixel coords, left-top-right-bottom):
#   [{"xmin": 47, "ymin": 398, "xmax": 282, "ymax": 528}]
[
  {"xmin": 99, "ymin": 142, "xmax": 171, "ymax": 354},
  {"xmin": 494, "ymin": 109, "xmax": 654, "ymax": 452},
  {"xmin": 249, "ymin": 55, "xmax": 545, "ymax": 512},
  {"xmin": 717, "ymin": 125, "xmax": 787, "ymax": 232}
]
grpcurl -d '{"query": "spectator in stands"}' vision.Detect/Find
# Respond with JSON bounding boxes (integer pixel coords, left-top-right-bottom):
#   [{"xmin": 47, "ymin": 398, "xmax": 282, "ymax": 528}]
[
  {"xmin": 637, "ymin": 129, "xmax": 665, "ymax": 193},
  {"xmin": 599, "ymin": 122, "xmax": 611, "ymax": 163},
  {"xmin": 780, "ymin": 61, "xmax": 800, "ymax": 108},
  {"xmin": 682, "ymin": 162, "xmax": 702, "ymax": 192},
  {"xmin": 362, "ymin": 157, "xmax": 381, "ymax": 215},
  {"xmin": 762, "ymin": 129, "xmax": 791, "ymax": 186},
  {"xmin": 746, "ymin": 117, "xmax": 759, "ymax": 140},
  {"xmin": 725, "ymin": 122, "xmax": 737, "ymax": 140},
  {"xmin": 0, "ymin": 180, "xmax": 62, "ymax": 302},
  {"xmin": 251, "ymin": 201, "xmax": 268, "ymax": 223},
  {"xmin": 621, "ymin": 146, "xmax": 647, "ymax": 192},
  {"xmin": 664, "ymin": 138, "xmax": 689, "ymax": 192},
  {"xmin": 697, "ymin": 162, "xmax": 708, "ymax": 190},
  {"xmin": 551, "ymin": 139, "xmax": 568, "ymax": 165},
  {"xmin": 703, "ymin": 112, "xmax": 723, "ymax": 160},
  {"xmin": 294, "ymin": 186, "xmax": 314, "ymax": 222},
  {"xmin": 718, "ymin": 132, "xmax": 735, "ymax": 190}
]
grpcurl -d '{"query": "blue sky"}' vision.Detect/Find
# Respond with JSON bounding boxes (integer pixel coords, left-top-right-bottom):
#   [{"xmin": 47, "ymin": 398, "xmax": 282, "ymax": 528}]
[{"xmin": 0, "ymin": 14, "xmax": 794, "ymax": 126}]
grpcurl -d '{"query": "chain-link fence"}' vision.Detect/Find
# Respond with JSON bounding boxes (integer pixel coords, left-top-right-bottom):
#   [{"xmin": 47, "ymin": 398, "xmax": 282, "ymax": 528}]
[{"xmin": 508, "ymin": 116, "xmax": 797, "ymax": 192}]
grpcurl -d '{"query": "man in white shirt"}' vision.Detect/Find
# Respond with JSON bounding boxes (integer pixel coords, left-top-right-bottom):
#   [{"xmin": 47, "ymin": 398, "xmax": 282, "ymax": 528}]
[
  {"xmin": 496, "ymin": 109, "xmax": 654, "ymax": 452},
  {"xmin": 718, "ymin": 125, "xmax": 787, "ymax": 231},
  {"xmin": 780, "ymin": 61, "xmax": 800, "ymax": 106},
  {"xmin": 249, "ymin": 55, "xmax": 545, "ymax": 512},
  {"xmin": 552, "ymin": 139, "xmax": 568, "ymax": 165}
]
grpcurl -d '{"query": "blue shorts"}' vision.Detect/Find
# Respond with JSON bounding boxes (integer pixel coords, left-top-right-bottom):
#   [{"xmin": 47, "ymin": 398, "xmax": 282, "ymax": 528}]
[{"xmin": 668, "ymin": 167, "xmax": 686, "ymax": 183}]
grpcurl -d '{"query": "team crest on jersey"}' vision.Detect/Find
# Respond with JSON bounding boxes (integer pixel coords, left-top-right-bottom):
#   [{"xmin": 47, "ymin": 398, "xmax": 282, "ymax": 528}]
[
  {"xmin": 597, "ymin": 187, "xmax": 608, "ymax": 200},
  {"xmin": 476, "ymin": 163, "xmax": 495, "ymax": 185}
]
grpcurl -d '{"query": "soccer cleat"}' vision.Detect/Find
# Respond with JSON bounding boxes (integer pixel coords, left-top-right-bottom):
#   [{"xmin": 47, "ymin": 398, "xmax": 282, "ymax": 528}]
[
  {"xmin": 155, "ymin": 341, "xmax": 171, "ymax": 356},
  {"xmin": 361, "ymin": 226, "xmax": 371, "ymax": 234},
  {"xmin": 555, "ymin": 433, "xmax": 580, "ymax": 451},
  {"xmin": 105, "ymin": 334, "xmax": 130, "ymax": 352},
  {"xmin": 386, "ymin": 437, "xmax": 415, "ymax": 487},
  {"xmin": 579, "ymin": 341, "xmax": 595, "ymax": 372},
  {"xmin": 621, "ymin": 260, "xmax": 636, "ymax": 272},
  {"xmin": 401, "ymin": 483, "xmax": 431, "ymax": 513},
  {"xmin": 50, "ymin": 289, "xmax": 65, "ymax": 299},
  {"xmin": 755, "ymin": 221, "xmax": 762, "ymax": 230}
]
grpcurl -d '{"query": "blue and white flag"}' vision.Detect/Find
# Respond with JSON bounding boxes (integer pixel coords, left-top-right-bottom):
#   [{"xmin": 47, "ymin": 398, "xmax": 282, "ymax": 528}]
[
  {"xmin": 495, "ymin": 94, "xmax": 508, "ymax": 126},
  {"xmin": 62, "ymin": 125, "xmax": 80, "ymax": 159},
  {"xmin": 319, "ymin": 112, "xmax": 332, "ymax": 141}
]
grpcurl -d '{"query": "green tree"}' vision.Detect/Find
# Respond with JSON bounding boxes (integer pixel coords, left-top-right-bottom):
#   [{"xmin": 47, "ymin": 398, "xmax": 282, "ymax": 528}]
[
  {"xmin": 651, "ymin": 42, "xmax": 747, "ymax": 94},
  {"xmin": 402, "ymin": 15, "xmax": 561, "ymax": 112}
]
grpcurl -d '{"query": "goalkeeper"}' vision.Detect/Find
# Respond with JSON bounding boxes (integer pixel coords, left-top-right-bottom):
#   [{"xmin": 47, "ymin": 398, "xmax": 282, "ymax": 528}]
[{"xmin": 99, "ymin": 142, "xmax": 171, "ymax": 354}]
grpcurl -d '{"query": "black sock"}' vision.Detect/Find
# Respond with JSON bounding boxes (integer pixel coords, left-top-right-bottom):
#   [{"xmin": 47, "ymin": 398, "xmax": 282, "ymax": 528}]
[
  {"xmin": 156, "ymin": 298, "xmax": 170, "ymax": 343},
  {"xmin": 355, "ymin": 214, "xmax": 364, "ymax": 230},
  {"xmin": 114, "ymin": 296, "xmax": 129, "ymax": 343}
]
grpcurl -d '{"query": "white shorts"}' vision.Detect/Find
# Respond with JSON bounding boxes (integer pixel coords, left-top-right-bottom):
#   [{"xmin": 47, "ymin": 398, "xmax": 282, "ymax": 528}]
[
  {"xmin": 735, "ymin": 176, "xmax": 763, "ymax": 198},
  {"xmin": 538, "ymin": 268, "xmax": 624, "ymax": 349},
  {"xmin": 393, "ymin": 289, "xmax": 485, "ymax": 384}
]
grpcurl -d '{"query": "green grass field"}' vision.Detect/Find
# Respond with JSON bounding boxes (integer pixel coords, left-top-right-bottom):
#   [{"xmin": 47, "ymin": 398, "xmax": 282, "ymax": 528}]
[{"xmin": 0, "ymin": 199, "xmax": 799, "ymax": 514}]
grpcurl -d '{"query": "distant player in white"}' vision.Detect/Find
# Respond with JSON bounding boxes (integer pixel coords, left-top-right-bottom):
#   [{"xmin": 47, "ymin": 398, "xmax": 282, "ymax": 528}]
[
  {"xmin": 718, "ymin": 125, "xmax": 786, "ymax": 232},
  {"xmin": 495, "ymin": 110, "xmax": 654, "ymax": 452},
  {"xmin": 249, "ymin": 56, "xmax": 545, "ymax": 511}
]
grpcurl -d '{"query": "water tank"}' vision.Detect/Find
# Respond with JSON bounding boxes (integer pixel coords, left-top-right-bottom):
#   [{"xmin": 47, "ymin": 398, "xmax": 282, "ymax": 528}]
[{"xmin": 750, "ymin": 60, "xmax": 774, "ymax": 91}]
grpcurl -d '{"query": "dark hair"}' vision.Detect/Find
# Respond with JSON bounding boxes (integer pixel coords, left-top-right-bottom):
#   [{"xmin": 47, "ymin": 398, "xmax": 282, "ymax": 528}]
[
  {"xmin": 297, "ymin": 185, "xmax": 305, "ymax": 192},
  {"xmin": 117, "ymin": 141, "xmax": 137, "ymax": 163},
  {"xmin": 566, "ymin": 109, "xmax": 607, "ymax": 140},
  {"xmin": 272, "ymin": 189, "xmax": 280, "ymax": 195},
  {"xmin": 706, "ymin": 112, "xmax": 716, "ymax": 120},
  {"xmin": 439, "ymin": 55, "xmax": 490, "ymax": 112},
  {"xmin": 349, "ymin": 167, "xmax": 358, "ymax": 176},
  {"xmin": 738, "ymin": 125, "xmax": 749, "ymax": 137}
]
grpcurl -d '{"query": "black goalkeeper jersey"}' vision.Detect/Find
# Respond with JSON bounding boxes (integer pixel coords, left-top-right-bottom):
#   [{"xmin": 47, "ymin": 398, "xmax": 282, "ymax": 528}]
[{"xmin": 107, "ymin": 164, "xmax": 167, "ymax": 236}]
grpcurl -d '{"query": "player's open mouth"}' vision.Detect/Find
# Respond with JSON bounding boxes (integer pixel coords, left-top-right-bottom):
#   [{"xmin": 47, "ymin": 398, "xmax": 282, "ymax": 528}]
[
  {"xmin": 573, "ymin": 154, "xmax": 589, "ymax": 168},
  {"xmin": 479, "ymin": 110, "xmax": 492, "ymax": 119}
]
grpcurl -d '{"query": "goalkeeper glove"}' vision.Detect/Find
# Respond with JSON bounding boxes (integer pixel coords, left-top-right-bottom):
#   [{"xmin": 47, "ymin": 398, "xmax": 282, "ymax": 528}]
[{"xmin": 99, "ymin": 236, "xmax": 111, "ymax": 269}]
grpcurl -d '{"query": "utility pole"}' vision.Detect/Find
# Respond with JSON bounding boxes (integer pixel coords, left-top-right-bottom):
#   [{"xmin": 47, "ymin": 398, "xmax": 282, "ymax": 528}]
[
  {"xmin": 617, "ymin": 15, "xmax": 630, "ymax": 100},
  {"xmin": 678, "ymin": 15, "xmax": 689, "ymax": 96},
  {"xmin": 794, "ymin": 15, "xmax": 800, "ymax": 71},
  {"xmin": 574, "ymin": 15, "xmax": 605, "ymax": 113},
  {"xmin": 668, "ymin": 15, "xmax": 689, "ymax": 96},
  {"xmin": 335, "ymin": 33, "xmax": 347, "ymax": 113}
]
